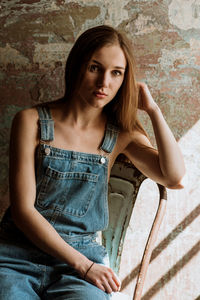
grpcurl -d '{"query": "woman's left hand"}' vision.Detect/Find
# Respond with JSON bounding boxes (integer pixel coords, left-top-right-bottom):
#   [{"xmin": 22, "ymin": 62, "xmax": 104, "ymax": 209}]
[{"xmin": 137, "ymin": 82, "xmax": 158, "ymax": 114}]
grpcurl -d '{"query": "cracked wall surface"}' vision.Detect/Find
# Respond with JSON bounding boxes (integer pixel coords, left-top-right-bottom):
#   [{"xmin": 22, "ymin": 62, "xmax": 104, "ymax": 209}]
[{"xmin": 0, "ymin": 1, "xmax": 199, "ymax": 299}]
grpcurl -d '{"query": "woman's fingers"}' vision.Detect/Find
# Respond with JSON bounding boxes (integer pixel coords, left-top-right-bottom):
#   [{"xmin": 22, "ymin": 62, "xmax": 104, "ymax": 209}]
[
  {"xmin": 97, "ymin": 282, "xmax": 106, "ymax": 292},
  {"xmin": 102, "ymin": 279, "xmax": 113, "ymax": 294},
  {"xmin": 137, "ymin": 81, "xmax": 157, "ymax": 113},
  {"xmin": 85, "ymin": 263, "xmax": 121, "ymax": 294},
  {"xmin": 112, "ymin": 272, "xmax": 121, "ymax": 290},
  {"xmin": 97, "ymin": 276, "xmax": 118, "ymax": 294},
  {"xmin": 107, "ymin": 276, "xmax": 120, "ymax": 292}
]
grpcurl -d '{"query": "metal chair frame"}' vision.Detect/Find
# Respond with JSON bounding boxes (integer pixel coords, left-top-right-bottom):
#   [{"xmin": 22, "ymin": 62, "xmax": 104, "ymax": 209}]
[{"xmin": 102, "ymin": 159, "xmax": 167, "ymax": 300}]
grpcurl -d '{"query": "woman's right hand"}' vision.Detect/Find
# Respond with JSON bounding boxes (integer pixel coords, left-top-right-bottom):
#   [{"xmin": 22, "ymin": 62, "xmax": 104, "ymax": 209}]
[{"xmin": 84, "ymin": 262, "xmax": 121, "ymax": 294}]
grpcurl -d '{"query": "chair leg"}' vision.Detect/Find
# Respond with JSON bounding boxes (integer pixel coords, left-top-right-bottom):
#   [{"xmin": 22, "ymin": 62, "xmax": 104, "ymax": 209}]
[{"xmin": 133, "ymin": 189, "xmax": 167, "ymax": 300}]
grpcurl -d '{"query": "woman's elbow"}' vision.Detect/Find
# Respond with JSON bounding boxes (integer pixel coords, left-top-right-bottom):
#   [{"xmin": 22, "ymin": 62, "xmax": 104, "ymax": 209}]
[
  {"xmin": 10, "ymin": 205, "xmax": 35, "ymax": 227},
  {"xmin": 165, "ymin": 172, "xmax": 186, "ymax": 190}
]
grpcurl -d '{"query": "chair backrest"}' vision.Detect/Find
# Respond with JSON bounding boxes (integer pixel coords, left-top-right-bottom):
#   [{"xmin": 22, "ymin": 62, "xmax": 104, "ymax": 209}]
[
  {"xmin": 102, "ymin": 159, "xmax": 146, "ymax": 274},
  {"xmin": 102, "ymin": 158, "xmax": 167, "ymax": 299}
]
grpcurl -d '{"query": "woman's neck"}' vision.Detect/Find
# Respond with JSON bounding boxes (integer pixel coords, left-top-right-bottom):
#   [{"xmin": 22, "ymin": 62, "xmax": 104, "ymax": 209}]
[{"xmin": 62, "ymin": 98, "xmax": 107, "ymax": 129}]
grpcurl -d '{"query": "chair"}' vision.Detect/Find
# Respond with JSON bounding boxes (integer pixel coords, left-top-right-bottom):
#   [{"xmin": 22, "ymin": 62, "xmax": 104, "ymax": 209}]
[{"xmin": 102, "ymin": 157, "xmax": 167, "ymax": 300}]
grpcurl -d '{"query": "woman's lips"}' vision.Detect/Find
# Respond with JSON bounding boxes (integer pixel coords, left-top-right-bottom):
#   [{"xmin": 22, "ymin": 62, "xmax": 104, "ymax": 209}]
[{"xmin": 94, "ymin": 91, "xmax": 108, "ymax": 98}]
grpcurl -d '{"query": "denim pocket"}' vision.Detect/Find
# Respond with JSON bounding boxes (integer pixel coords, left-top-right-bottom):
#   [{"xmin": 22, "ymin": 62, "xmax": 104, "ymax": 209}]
[{"xmin": 36, "ymin": 166, "xmax": 98, "ymax": 217}]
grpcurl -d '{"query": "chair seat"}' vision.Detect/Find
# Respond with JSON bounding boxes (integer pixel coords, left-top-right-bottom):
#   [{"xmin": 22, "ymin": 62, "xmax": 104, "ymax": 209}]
[{"xmin": 111, "ymin": 292, "xmax": 131, "ymax": 299}]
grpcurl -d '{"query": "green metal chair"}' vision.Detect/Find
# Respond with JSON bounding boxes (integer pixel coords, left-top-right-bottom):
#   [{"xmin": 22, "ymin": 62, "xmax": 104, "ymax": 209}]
[{"xmin": 102, "ymin": 156, "xmax": 167, "ymax": 300}]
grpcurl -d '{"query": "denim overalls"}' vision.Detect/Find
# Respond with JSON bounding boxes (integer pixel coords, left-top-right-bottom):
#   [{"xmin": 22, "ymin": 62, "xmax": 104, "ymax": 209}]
[{"xmin": 0, "ymin": 105, "xmax": 119, "ymax": 300}]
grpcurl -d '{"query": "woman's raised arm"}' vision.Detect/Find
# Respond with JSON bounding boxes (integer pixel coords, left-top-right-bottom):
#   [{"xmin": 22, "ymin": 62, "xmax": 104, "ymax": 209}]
[{"xmin": 123, "ymin": 82, "xmax": 186, "ymax": 189}]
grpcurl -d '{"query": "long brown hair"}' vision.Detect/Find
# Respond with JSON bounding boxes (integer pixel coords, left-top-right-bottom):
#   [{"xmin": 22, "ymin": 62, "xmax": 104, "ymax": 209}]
[{"xmin": 64, "ymin": 25, "xmax": 146, "ymax": 135}]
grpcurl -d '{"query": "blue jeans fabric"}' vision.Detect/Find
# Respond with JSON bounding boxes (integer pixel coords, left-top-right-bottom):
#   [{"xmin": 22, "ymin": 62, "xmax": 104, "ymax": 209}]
[
  {"xmin": 0, "ymin": 231, "xmax": 110, "ymax": 299},
  {"xmin": 0, "ymin": 105, "xmax": 119, "ymax": 299}
]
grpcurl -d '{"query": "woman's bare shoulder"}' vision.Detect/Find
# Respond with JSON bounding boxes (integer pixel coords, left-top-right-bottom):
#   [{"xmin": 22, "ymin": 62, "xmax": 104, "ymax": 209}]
[
  {"xmin": 14, "ymin": 99, "xmax": 62, "ymax": 120},
  {"xmin": 14, "ymin": 106, "xmax": 39, "ymax": 122},
  {"xmin": 11, "ymin": 107, "xmax": 40, "ymax": 145}
]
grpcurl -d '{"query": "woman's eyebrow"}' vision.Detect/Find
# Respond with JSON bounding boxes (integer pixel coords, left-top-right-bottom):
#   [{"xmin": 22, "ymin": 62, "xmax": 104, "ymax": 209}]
[{"xmin": 91, "ymin": 59, "xmax": 125, "ymax": 70}]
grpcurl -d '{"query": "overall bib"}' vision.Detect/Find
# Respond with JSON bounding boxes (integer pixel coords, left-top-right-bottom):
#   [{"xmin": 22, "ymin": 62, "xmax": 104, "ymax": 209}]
[{"xmin": 0, "ymin": 106, "xmax": 119, "ymax": 300}]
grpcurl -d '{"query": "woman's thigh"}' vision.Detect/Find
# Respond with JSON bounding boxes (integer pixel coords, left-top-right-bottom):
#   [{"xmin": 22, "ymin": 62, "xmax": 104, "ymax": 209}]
[
  {"xmin": 0, "ymin": 239, "xmax": 44, "ymax": 300},
  {"xmin": 0, "ymin": 267, "xmax": 40, "ymax": 300},
  {"xmin": 43, "ymin": 272, "xmax": 111, "ymax": 300},
  {"xmin": 0, "ymin": 233, "xmax": 111, "ymax": 299},
  {"xmin": 43, "ymin": 235, "xmax": 111, "ymax": 299}
]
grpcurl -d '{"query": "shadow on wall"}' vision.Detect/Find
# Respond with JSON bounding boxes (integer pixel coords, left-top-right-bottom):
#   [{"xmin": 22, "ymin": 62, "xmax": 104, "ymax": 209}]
[
  {"xmin": 142, "ymin": 242, "xmax": 200, "ymax": 299},
  {"xmin": 120, "ymin": 117, "xmax": 200, "ymax": 299},
  {"xmin": 121, "ymin": 203, "xmax": 200, "ymax": 295}
]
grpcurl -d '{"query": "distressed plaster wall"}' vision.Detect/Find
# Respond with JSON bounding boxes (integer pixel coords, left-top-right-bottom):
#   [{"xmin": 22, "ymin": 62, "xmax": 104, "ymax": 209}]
[{"xmin": 0, "ymin": 1, "xmax": 199, "ymax": 299}]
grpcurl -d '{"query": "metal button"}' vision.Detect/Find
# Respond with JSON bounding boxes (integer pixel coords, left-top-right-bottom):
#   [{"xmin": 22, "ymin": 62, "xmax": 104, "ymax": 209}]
[
  {"xmin": 100, "ymin": 157, "xmax": 106, "ymax": 164},
  {"xmin": 44, "ymin": 147, "xmax": 51, "ymax": 155}
]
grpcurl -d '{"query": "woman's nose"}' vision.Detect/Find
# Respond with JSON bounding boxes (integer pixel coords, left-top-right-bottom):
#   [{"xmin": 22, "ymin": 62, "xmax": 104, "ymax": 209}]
[{"xmin": 97, "ymin": 72, "xmax": 110, "ymax": 87}]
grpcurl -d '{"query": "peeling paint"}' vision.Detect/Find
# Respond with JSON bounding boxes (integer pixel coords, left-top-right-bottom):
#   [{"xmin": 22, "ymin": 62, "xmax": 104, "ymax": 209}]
[
  {"xmin": 134, "ymin": 14, "xmax": 163, "ymax": 35},
  {"xmin": 158, "ymin": 48, "xmax": 197, "ymax": 72},
  {"xmin": 190, "ymin": 37, "xmax": 200, "ymax": 49},
  {"xmin": 33, "ymin": 43, "xmax": 70, "ymax": 68},
  {"xmin": 0, "ymin": 43, "xmax": 31, "ymax": 70},
  {"xmin": 169, "ymin": 0, "xmax": 200, "ymax": 30},
  {"xmin": 103, "ymin": 0, "xmax": 129, "ymax": 27}
]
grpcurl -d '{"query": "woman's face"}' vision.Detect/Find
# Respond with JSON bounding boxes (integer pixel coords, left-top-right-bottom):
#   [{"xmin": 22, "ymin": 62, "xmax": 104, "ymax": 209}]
[{"xmin": 76, "ymin": 44, "xmax": 127, "ymax": 109}]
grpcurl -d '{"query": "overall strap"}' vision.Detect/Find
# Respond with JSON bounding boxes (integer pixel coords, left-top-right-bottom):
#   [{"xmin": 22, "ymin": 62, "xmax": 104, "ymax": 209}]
[
  {"xmin": 36, "ymin": 105, "xmax": 54, "ymax": 141},
  {"xmin": 100, "ymin": 123, "xmax": 119, "ymax": 153}
]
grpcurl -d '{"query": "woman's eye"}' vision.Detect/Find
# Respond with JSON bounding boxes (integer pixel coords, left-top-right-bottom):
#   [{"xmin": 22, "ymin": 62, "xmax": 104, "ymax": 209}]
[
  {"xmin": 88, "ymin": 65, "xmax": 99, "ymax": 72},
  {"xmin": 112, "ymin": 70, "xmax": 122, "ymax": 76}
]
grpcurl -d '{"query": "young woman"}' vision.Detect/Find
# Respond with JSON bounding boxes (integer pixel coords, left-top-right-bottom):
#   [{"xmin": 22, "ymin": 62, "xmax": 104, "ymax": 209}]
[{"xmin": 0, "ymin": 25, "xmax": 185, "ymax": 299}]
